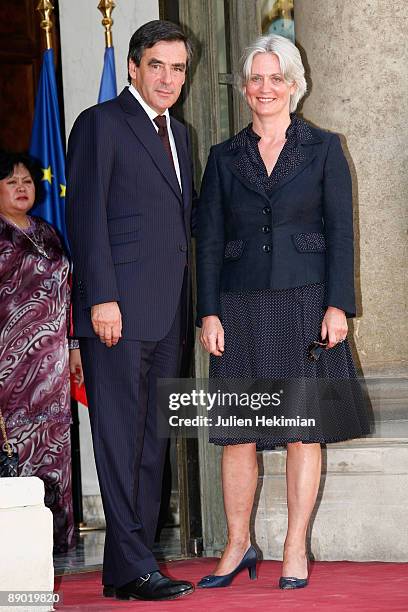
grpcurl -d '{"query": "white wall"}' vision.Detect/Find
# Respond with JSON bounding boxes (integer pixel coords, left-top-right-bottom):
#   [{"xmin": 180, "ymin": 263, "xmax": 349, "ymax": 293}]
[
  {"xmin": 59, "ymin": 0, "xmax": 159, "ymax": 502},
  {"xmin": 59, "ymin": 0, "xmax": 160, "ymax": 138}
]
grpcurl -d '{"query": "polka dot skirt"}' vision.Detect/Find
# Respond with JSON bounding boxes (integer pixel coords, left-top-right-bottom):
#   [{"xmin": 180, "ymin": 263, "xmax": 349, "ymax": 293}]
[{"xmin": 209, "ymin": 283, "xmax": 371, "ymax": 449}]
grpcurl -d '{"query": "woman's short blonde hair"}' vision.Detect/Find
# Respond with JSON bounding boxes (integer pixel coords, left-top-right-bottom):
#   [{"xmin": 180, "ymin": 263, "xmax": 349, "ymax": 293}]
[{"xmin": 239, "ymin": 34, "xmax": 307, "ymax": 112}]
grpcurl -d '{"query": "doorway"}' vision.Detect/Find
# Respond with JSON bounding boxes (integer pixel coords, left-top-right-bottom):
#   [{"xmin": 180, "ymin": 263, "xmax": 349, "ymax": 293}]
[{"xmin": 160, "ymin": 0, "xmax": 264, "ymax": 558}]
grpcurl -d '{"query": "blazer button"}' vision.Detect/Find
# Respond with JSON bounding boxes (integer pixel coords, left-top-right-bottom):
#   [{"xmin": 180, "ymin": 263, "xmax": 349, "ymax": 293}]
[
  {"xmin": 262, "ymin": 206, "xmax": 271, "ymax": 215},
  {"xmin": 262, "ymin": 244, "xmax": 272, "ymax": 253},
  {"xmin": 179, "ymin": 244, "xmax": 188, "ymax": 252},
  {"xmin": 261, "ymin": 225, "xmax": 271, "ymax": 233}
]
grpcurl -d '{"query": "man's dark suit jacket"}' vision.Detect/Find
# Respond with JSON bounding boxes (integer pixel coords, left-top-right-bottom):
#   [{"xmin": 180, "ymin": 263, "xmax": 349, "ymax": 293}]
[
  {"xmin": 196, "ymin": 118, "xmax": 356, "ymax": 322},
  {"xmin": 66, "ymin": 88, "xmax": 193, "ymax": 341}
]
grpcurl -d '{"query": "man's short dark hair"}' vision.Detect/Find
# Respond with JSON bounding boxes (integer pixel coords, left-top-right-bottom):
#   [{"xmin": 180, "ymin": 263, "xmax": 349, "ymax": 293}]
[
  {"xmin": 0, "ymin": 150, "xmax": 43, "ymax": 205},
  {"xmin": 127, "ymin": 20, "xmax": 193, "ymax": 84}
]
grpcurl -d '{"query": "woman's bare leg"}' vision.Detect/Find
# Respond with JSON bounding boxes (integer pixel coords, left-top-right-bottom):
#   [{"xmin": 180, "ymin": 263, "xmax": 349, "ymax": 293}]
[
  {"xmin": 214, "ymin": 443, "xmax": 258, "ymax": 575},
  {"xmin": 282, "ymin": 441, "xmax": 321, "ymax": 578}
]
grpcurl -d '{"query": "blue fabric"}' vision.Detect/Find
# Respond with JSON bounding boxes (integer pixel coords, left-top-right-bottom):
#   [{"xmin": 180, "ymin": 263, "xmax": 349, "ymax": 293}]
[
  {"xmin": 29, "ymin": 49, "xmax": 68, "ymax": 252},
  {"xmin": 98, "ymin": 47, "xmax": 117, "ymax": 103}
]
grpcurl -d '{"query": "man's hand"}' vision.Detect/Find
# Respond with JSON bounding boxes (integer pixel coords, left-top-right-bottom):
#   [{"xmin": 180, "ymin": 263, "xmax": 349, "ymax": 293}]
[
  {"xmin": 321, "ymin": 306, "xmax": 348, "ymax": 349},
  {"xmin": 200, "ymin": 315, "xmax": 225, "ymax": 356},
  {"xmin": 91, "ymin": 301, "xmax": 122, "ymax": 347}
]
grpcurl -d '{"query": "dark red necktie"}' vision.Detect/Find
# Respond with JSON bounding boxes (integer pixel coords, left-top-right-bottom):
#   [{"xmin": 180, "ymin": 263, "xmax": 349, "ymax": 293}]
[{"xmin": 154, "ymin": 115, "xmax": 175, "ymax": 170}]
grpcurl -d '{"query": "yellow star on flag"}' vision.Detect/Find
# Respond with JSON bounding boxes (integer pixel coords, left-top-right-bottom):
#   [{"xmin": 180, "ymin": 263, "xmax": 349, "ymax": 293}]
[
  {"xmin": 42, "ymin": 166, "xmax": 53, "ymax": 184},
  {"xmin": 60, "ymin": 184, "xmax": 66, "ymax": 198}
]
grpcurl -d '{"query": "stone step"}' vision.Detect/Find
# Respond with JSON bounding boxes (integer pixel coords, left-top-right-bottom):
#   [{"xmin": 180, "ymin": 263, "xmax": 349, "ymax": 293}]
[{"xmin": 254, "ymin": 438, "xmax": 408, "ymax": 561}]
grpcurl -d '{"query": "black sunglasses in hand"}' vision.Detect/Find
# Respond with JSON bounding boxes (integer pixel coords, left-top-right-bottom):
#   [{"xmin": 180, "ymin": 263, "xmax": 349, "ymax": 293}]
[{"xmin": 308, "ymin": 339, "xmax": 329, "ymax": 361}]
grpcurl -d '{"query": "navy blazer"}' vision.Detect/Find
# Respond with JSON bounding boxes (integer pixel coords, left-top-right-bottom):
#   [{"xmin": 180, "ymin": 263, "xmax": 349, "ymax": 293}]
[
  {"xmin": 196, "ymin": 117, "xmax": 356, "ymax": 323},
  {"xmin": 66, "ymin": 88, "xmax": 193, "ymax": 341}
]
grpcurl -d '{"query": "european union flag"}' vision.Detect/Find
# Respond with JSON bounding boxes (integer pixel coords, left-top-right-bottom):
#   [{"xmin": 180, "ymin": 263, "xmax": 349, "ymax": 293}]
[
  {"xmin": 29, "ymin": 48, "xmax": 68, "ymax": 251},
  {"xmin": 98, "ymin": 46, "xmax": 117, "ymax": 103}
]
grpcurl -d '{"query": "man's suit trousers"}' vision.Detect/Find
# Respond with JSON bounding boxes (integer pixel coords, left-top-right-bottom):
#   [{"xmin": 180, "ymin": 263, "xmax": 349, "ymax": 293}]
[{"xmin": 79, "ymin": 300, "xmax": 182, "ymax": 587}]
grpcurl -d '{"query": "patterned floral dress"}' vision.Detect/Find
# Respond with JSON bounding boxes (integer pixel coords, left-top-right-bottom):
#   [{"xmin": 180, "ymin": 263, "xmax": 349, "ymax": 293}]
[{"xmin": 0, "ymin": 215, "xmax": 74, "ymax": 551}]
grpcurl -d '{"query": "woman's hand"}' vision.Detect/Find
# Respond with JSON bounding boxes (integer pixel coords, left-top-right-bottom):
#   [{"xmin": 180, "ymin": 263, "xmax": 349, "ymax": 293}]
[
  {"xmin": 69, "ymin": 348, "xmax": 84, "ymax": 386},
  {"xmin": 200, "ymin": 315, "xmax": 225, "ymax": 356},
  {"xmin": 321, "ymin": 306, "xmax": 348, "ymax": 348}
]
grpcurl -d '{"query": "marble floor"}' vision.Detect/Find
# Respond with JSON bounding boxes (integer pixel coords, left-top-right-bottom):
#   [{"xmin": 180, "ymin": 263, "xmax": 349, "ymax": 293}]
[{"xmin": 54, "ymin": 527, "xmax": 182, "ymax": 576}]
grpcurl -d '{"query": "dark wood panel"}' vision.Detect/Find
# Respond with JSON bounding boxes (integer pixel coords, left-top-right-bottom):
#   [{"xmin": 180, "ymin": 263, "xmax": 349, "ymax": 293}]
[
  {"xmin": 0, "ymin": 0, "xmax": 62, "ymax": 152},
  {"xmin": 0, "ymin": 0, "xmax": 36, "ymax": 49},
  {"xmin": 0, "ymin": 63, "xmax": 36, "ymax": 151}
]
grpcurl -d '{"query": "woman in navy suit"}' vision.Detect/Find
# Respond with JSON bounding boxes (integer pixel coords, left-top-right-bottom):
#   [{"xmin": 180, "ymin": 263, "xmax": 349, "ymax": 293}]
[{"xmin": 196, "ymin": 34, "xmax": 370, "ymax": 589}]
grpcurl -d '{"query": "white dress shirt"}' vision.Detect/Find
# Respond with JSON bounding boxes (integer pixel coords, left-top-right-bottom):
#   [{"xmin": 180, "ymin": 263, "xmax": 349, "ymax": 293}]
[{"xmin": 128, "ymin": 84, "xmax": 182, "ymax": 191}]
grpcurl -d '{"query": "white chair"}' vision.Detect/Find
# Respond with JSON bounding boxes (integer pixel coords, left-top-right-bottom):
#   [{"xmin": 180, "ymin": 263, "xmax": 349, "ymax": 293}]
[{"xmin": 0, "ymin": 477, "xmax": 54, "ymax": 612}]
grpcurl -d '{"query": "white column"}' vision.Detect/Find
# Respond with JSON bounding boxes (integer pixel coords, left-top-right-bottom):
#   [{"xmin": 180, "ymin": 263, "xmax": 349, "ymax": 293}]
[{"xmin": 294, "ymin": 0, "xmax": 408, "ymax": 375}]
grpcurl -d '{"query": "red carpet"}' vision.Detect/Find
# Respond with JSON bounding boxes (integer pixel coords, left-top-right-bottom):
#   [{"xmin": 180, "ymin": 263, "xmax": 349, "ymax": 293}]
[{"xmin": 55, "ymin": 558, "xmax": 408, "ymax": 611}]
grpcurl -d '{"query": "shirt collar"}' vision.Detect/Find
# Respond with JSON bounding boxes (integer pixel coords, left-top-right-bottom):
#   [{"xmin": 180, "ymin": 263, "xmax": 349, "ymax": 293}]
[{"xmin": 128, "ymin": 84, "xmax": 170, "ymax": 125}]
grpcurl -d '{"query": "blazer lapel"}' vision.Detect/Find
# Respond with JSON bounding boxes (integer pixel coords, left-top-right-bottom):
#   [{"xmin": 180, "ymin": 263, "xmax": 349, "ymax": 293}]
[
  {"xmin": 222, "ymin": 118, "xmax": 323, "ymax": 200},
  {"xmin": 225, "ymin": 149, "xmax": 271, "ymax": 203},
  {"xmin": 118, "ymin": 89, "xmax": 182, "ymax": 203},
  {"xmin": 269, "ymin": 147, "xmax": 317, "ymax": 192},
  {"xmin": 267, "ymin": 118, "xmax": 323, "ymax": 192}
]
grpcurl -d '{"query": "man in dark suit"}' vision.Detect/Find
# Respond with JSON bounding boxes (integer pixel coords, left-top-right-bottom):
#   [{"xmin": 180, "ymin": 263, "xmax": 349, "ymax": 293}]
[{"xmin": 66, "ymin": 20, "xmax": 194, "ymax": 601}]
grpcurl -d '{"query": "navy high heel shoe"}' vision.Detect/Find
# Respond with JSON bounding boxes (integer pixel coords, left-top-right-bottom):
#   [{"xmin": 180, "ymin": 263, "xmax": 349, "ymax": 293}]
[
  {"xmin": 197, "ymin": 546, "xmax": 257, "ymax": 588},
  {"xmin": 279, "ymin": 576, "xmax": 308, "ymax": 589},
  {"xmin": 279, "ymin": 555, "xmax": 309, "ymax": 589}
]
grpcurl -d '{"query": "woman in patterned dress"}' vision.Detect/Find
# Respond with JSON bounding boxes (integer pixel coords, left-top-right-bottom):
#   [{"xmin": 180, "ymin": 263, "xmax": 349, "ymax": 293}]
[
  {"xmin": 0, "ymin": 151, "xmax": 83, "ymax": 552},
  {"xmin": 196, "ymin": 35, "xmax": 370, "ymax": 589}
]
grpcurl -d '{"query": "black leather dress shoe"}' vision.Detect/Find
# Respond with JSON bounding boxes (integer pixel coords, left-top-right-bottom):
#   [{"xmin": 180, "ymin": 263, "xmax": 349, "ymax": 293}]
[
  {"xmin": 102, "ymin": 584, "xmax": 115, "ymax": 598},
  {"xmin": 116, "ymin": 571, "xmax": 194, "ymax": 601}
]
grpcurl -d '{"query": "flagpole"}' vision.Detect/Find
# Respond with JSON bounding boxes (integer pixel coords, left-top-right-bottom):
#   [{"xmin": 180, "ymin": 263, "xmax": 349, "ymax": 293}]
[
  {"xmin": 36, "ymin": 0, "xmax": 54, "ymax": 50},
  {"xmin": 97, "ymin": 1, "xmax": 118, "ymax": 103},
  {"xmin": 98, "ymin": 0, "xmax": 116, "ymax": 48},
  {"xmin": 33, "ymin": 0, "xmax": 87, "ymax": 539},
  {"xmin": 36, "ymin": 0, "xmax": 86, "ymax": 532}
]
